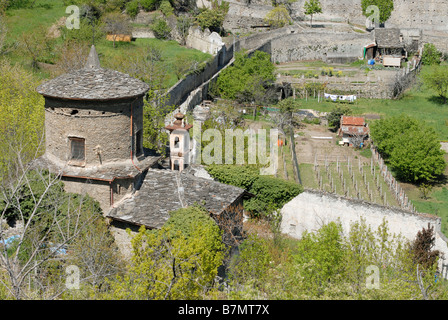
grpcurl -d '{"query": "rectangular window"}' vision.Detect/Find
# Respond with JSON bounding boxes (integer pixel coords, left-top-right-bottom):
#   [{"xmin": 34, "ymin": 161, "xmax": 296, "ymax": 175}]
[
  {"xmin": 69, "ymin": 137, "xmax": 85, "ymax": 163},
  {"xmin": 136, "ymin": 130, "xmax": 143, "ymax": 156}
]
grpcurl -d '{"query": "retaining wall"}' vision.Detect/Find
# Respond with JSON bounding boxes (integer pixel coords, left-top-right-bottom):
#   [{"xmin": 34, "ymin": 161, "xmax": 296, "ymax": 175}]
[{"xmin": 281, "ymin": 189, "xmax": 448, "ymax": 279}]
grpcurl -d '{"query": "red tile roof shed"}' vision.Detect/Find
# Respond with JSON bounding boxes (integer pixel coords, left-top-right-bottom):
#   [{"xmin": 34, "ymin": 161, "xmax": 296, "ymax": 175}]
[{"xmin": 341, "ymin": 116, "xmax": 366, "ymax": 126}]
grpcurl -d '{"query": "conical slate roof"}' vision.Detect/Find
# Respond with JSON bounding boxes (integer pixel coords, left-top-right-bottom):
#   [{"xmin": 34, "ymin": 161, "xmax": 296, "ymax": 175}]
[{"xmin": 36, "ymin": 45, "xmax": 149, "ymax": 101}]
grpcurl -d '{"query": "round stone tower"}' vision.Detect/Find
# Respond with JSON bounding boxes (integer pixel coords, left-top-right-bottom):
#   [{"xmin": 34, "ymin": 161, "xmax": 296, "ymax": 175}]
[{"xmin": 35, "ymin": 45, "xmax": 160, "ymax": 211}]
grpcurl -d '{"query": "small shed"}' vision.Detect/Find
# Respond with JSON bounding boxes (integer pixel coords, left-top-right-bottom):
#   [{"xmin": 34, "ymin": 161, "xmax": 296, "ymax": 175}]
[
  {"xmin": 338, "ymin": 116, "xmax": 369, "ymax": 147},
  {"xmin": 374, "ymin": 28, "xmax": 406, "ymax": 66}
]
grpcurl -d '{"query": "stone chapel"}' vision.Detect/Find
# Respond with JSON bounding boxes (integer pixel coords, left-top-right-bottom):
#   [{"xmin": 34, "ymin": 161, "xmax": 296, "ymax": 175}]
[{"xmin": 34, "ymin": 45, "xmax": 247, "ymax": 256}]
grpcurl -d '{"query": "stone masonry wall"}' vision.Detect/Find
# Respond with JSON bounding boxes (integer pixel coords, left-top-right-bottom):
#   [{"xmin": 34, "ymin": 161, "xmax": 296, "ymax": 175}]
[
  {"xmin": 281, "ymin": 190, "xmax": 448, "ymax": 279},
  {"xmin": 44, "ymin": 97, "xmax": 143, "ymax": 166},
  {"xmin": 269, "ymin": 31, "xmax": 373, "ymax": 63}
]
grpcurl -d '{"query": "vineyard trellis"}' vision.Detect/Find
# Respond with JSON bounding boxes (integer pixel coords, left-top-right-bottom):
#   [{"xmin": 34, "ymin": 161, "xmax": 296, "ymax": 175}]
[{"xmin": 311, "ymin": 147, "xmax": 416, "ymax": 213}]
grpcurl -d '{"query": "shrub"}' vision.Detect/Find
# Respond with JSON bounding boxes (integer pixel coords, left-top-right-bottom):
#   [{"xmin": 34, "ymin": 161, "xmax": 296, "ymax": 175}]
[
  {"xmin": 125, "ymin": 0, "xmax": 139, "ymax": 18},
  {"xmin": 370, "ymin": 115, "xmax": 446, "ymax": 183},
  {"xmin": 150, "ymin": 17, "xmax": 172, "ymax": 39},
  {"xmin": 206, "ymin": 164, "xmax": 260, "ymax": 190},
  {"xmin": 228, "ymin": 234, "xmax": 271, "ymax": 286},
  {"xmin": 159, "ymin": 0, "xmax": 174, "ymax": 16},
  {"xmin": 140, "ymin": 0, "xmax": 159, "ymax": 11},
  {"xmin": 421, "ymin": 43, "xmax": 442, "ymax": 66},
  {"xmin": 245, "ymin": 175, "xmax": 303, "ymax": 216},
  {"xmin": 206, "ymin": 164, "xmax": 303, "ymax": 217}
]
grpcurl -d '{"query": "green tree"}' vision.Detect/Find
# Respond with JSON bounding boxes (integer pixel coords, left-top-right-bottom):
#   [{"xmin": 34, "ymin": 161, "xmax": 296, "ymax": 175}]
[
  {"xmin": 150, "ymin": 17, "xmax": 172, "ymax": 39},
  {"xmin": 361, "ymin": 0, "xmax": 394, "ymax": 25},
  {"xmin": 104, "ymin": 206, "xmax": 225, "ymax": 299},
  {"xmin": 264, "ymin": 5, "xmax": 291, "ymax": 28},
  {"xmin": 159, "ymin": 0, "xmax": 174, "ymax": 16},
  {"xmin": 421, "ymin": 43, "xmax": 442, "ymax": 66},
  {"xmin": 228, "ymin": 234, "xmax": 271, "ymax": 289},
  {"xmin": 0, "ymin": 60, "xmax": 44, "ymax": 176},
  {"xmin": 125, "ymin": 0, "xmax": 139, "ymax": 18},
  {"xmin": 215, "ymin": 50, "xmax": 276, "ymax": 103},
  {"xmin": 326, "ymin": 105, "xmax": 352, "ymax": 131},
  {"xmin": 206, "ymin": 164, "xmax": 303, "ymax": 217},
  {"xmin": 294, "ymin": 222, "xmax": 345, "ymax": 295},
  {"xmin": 421, "ymin": 65, "xmax": 448, "ymax": 104},
  {"xmin": 371, "ymin": 115, "xmax": 446, "ymax": 183},
  {"xmin": 195, "ymin": 0, "xmax": 229, "ymax": 34},
  {"xmin": 303, "ymin": 0, "xmax": 322, "ymax": 27}
]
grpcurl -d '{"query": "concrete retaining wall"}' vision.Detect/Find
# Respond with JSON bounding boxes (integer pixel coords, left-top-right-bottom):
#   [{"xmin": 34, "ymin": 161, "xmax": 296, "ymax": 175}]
[{"xmin": 281, "ymin": 189, "xmax": 448, "ymax": 278}]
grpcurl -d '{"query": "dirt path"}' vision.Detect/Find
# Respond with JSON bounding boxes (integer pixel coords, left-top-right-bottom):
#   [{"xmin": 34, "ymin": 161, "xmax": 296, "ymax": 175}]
[{"xmin": 294, "ymin": 123, "xmax": 369, "ymax": 165}]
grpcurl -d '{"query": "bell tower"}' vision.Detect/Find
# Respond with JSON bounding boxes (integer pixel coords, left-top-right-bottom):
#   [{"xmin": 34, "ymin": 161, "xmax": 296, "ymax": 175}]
[{"xmin": 165, "ymin": 113, "xmax": 193, "ymax": 172}]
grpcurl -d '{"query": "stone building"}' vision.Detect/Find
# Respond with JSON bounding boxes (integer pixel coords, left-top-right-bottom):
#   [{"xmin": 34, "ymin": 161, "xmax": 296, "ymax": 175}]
[
  {"xmin": 34, "ymin": 45, "xmax": 160, "ymax": 212},
  {"xmin": 34, "ymin": 45, "xmax": 247, "ymax": 257}
]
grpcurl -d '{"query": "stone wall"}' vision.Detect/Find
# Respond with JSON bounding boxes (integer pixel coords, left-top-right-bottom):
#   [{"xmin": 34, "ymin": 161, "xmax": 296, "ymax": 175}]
[
  {"xmin": 291, "ymin": 0, "xmax": 364, "ymax": 24},
  {"xmin": 63, "ymin": 177, "xmax": 112, "ymax": 213},
  {"xmin": 223, "ymin": 0, "xmax": 273, "ymax": 32},
  {"xmin": 161, "ymin": 40, "xmax": 236, "ymax": 110},
  {"xmin": 221, "ymin": 0, "xmax": 448, "ymax": 53},
  {"xmin": 44, "ymin": 97, "xmax": 144, "ymax": 166},
  {"xmin": 290, "ymin": 0, "xmax": 448, "ymax": 33},
  {"xmin": 270, "ymin": 30, "xmax": 373, "ymax": 63},
  {"xmin": 281, "ymin": 189, "xmax": 448, "ymax": 279},
  {"xmin": 186, "ymin": 26, "xmax": 225, "ymax": 55}
]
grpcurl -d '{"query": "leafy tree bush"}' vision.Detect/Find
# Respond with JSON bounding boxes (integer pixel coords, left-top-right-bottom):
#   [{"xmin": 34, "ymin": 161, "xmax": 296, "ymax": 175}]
[
  {"xmin": 326, "ymin": 105, "xmax": 352, "ymax": 131},
  {"xmin": 206, "ymin": 164, "xmax": 303, "ymax": 217},
  {"xmin": 195, "ymin": 0, "xmax": 229, "ymax": 34},
  {"xmin": 228, "ymin": 234, "xmax": 271, "ymax": 288},
  {"xmin": 264, "ymin": 5, "xmax": 291, "ymax": 28},
  {"xmin": 150, "ymin": 17, "xmax": 172, "ymax": 39},
  {"xmin": 205, "ymin": 165, "xmax": 260, "ymax": 191},
  {"xmin": 370, "ymin": 115, "xmax": 446, "ymax": 183},
  {"xmin": 140, "ymin": 0, "xmax": 159, "ymax": 11},
  {"xmin": 215, "ymin": 50, "xmax": 276, "ymax": 103},
  {"xmin": 125, "ymin": 0, "xmax": 139, "ymax": 18},
  {"xmin": 303, "ymin": 0, "xmax": 322, "ymax": 26},
  {"xmin": 293, "ymin": 222, "xmax": 344, "ymax": 295},
  {"xmin": 421, "ymin": 65, "xmax": 448, "ymax": 104},
  {"xmin": 421, "ymin": 43, "xmax": 442, "ymax": 66},
  {"xmin": 244, "ymin": 175, "xmax": 303, "ymax": 216},
  {"xmin": 104, "ymin": 206, "xmax": 225, "ymax": 299},
  {"xmin": 361, "ymin": 0, "xmax": 394, "ymax": 24},
  {"xmin": 159, "ymin": 0, "xmax": 174, "ymax": 16}
]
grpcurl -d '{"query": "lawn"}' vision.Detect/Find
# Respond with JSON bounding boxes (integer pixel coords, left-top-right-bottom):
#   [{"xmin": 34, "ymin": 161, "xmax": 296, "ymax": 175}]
[
  {"xmin": 96, "ymin": 38, "xmax": 212, "ymax": 88},
  {"xmin": 2, "ymin": 0, "xmax": 212, "ymax": 88},
  {"xmin": 3, "ymin": 0, "xmax": 66, "ymax": 43},
  {"xmin": 291, "ymin": 83, "xmax": 448, "ymax": 141}
]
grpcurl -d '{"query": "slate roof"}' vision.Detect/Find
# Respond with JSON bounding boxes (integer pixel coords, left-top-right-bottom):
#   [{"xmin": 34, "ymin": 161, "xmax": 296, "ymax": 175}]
[
  {"xmin": 32, "ymin": 150, "xmax": 161, "ymax": 181},
  {"xmin": 36, "ymin": 45, "xmax": 149, "ymax": 101},
  {"xmin": 106, "ymin": 168, "xmax": 247, "ymax": 229},
  {"xmin": 374, "ymin": 28, "xmax": 404, "ymax": 48}
]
